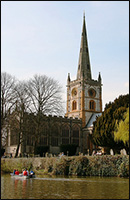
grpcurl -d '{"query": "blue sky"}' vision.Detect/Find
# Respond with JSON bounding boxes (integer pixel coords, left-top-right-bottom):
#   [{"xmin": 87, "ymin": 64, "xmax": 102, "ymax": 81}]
[{"xmin": 1, "ymin": 1, "xmax": 129, "ymax": 111}]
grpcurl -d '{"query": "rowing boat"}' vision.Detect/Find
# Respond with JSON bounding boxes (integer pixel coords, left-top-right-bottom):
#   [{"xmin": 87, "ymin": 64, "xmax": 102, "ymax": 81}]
[{"xmin": 10, "ymin": 173, "xmax": 36, "ymax": 179}]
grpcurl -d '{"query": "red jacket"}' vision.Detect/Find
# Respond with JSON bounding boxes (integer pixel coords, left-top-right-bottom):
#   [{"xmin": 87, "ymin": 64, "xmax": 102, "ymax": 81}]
[
  {"xmin": 15, "ymin": 171, "xmax": 19, "ymax": 175},
  {"xmin": 23, "ymin": 171, "xmax": 27, "ymax": 176}
]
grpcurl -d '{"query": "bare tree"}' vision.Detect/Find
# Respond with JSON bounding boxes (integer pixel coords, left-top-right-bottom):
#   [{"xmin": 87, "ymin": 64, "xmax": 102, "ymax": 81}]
[
  {"xmin": 9, "ymin": 81, "xmax": 31, "ymax": 157},
  {"xmin": 26, "ymin": 74, "xmax": 64, "ymax": 115},
  {"xmin": 1, "ymin": 73, "xmax": 65, "ymax": 155},
  {"xmin": 1, "ymin": 72, "xmax": 17, "ymax": 147},
  {"xmin": 25, "ymin": 74, "xmax": 64, "ymax": 153}
]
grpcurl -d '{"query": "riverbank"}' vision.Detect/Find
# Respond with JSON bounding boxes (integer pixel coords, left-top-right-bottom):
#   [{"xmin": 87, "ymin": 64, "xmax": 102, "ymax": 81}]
[{"xmin": 1, "ymin": 155, "xmax": 129, "ymax": 177}]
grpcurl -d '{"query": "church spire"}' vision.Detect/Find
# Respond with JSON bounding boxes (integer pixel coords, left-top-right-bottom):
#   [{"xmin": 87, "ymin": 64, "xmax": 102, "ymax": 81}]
[
  {"xmin": 67, "ymin": 73, "xmax": 70, "ymax": 83},
  {"xmin": 98, "ymin": 72, "xmax": 102, "ymax": 83},
  {"xmin": 77, "ymin": 14, "xmax": 92, "ymax": 80}
]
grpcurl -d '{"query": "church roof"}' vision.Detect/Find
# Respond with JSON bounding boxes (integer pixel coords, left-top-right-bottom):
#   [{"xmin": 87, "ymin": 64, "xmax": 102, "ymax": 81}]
[{"xmin": 86, "ymin": 113, "xmax": 102, "ymax": 128}]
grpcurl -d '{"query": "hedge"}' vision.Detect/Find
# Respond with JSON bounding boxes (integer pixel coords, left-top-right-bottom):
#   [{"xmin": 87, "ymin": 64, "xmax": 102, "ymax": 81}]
[{"xmin": 1, "ymin": 155, "xmax": 129, "ymax": 177}]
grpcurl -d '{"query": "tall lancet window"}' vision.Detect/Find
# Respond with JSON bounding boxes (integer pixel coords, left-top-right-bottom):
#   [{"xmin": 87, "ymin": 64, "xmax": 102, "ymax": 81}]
[
  {"xmin": 72, "ymin": 100, "xmax": 77, "ymax": 110},
  {"xmin": 89, "ymin": 100, "xmax": 95, "ymax": 111}
]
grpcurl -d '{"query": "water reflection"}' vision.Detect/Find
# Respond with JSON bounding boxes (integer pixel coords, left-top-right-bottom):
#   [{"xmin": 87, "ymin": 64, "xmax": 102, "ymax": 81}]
[{"xmin": 1, "ymin": 174, "xmax": 129, "ymax": 199}]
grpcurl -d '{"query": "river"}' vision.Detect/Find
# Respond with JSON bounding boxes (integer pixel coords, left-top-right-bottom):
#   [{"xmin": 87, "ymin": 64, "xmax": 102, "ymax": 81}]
[{"xmin": 1, "ymin": 174, "xmax": 129, "ymax": 199}]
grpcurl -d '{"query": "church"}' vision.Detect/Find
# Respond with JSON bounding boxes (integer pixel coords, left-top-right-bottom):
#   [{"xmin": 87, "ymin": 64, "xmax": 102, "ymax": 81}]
[
  {"xmin": 65, "ymin": 14, "xmax": 102, "ymax": 154},
  {"xmin": 5, "ymin": 14, "xmax": 103, "ymax": 157}
]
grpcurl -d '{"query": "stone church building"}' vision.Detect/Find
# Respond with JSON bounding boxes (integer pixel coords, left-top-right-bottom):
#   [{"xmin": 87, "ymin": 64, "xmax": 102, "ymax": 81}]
[{"xmin": 5, "ymin": 15, "xmax": 102, "ymax": 157}]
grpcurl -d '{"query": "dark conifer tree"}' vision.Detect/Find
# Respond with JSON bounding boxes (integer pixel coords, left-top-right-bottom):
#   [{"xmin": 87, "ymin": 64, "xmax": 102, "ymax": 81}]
[{"xmin": 91, "ymin": 94, "xmax": 129, "ymax": 153}]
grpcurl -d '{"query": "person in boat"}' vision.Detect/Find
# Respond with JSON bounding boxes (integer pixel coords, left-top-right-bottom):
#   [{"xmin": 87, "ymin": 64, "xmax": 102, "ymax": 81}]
[
  {"xmin": 23, "ymin": 169, "xmax": 27, "ymax": 176},
  {"xmin": 23, "ymin": 168, "xmax": 29, "ymax": 176},
  {"xmin": 13, "ymin": 169, "xmax": 16, "ymax": 175},
  {"xmin": 30, "ymin": 170, "xmax": 35, "ymax": 175},
  {"xmin": 26, "ymin": 168, "xmax": 29, "ymax": 176},
  {"xmin": 15, "ymin": 169, "xmax": 19, "ymax": 175}
]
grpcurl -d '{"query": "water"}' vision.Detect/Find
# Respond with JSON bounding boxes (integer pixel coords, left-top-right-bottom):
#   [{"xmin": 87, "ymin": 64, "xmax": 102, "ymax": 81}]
[{"xmin": 1, "ymin": 174, "xmax": 129, "ymax": 199}]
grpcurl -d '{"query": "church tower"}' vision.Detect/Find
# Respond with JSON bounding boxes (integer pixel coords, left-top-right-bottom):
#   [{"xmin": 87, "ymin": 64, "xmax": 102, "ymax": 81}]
[{"xmin": 65, "ymin": 14, "xmax": 102, "ymax": 127}]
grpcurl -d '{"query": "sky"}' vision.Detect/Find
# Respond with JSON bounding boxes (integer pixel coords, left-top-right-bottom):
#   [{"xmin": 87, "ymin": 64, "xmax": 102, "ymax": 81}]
[{"xmin": 1, "ymin": 1, "xmax": 129, "ymax": 112}]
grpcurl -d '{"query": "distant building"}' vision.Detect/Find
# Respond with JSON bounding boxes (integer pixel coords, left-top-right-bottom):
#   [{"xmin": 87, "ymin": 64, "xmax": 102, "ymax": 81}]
[{"xmin": 5, "ymin": 14, "xmax": 102, "ymax": 157}]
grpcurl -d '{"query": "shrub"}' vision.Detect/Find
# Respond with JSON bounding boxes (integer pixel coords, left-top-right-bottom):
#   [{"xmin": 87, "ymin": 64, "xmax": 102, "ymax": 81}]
[
  {"xmin": 118, "ymin": 156, "xmax": 129, "ymax": 177},
  {"xmin": 52, "ymin": 157, "xmax": 70, "ymax": 175},
  {"xmin": 99, "ymin": 164, "xmax": 116, "ymax": 177},
  {"xmin": 44, "ymin": 157, "xmax": 56, "ymax": 173},
  {"xmin": 69, "ymin": 156, "xmax": 89, "ymax": 176},
  {"xmin": 1, "ymin": 155, "xmax": 129, "ymax": 177}
]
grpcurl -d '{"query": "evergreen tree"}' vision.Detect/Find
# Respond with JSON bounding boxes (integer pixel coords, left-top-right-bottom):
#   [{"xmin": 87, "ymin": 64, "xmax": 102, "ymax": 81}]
[
  {"xmin": 91, "ymin": 94, "xmax": 129, "ymax": 152},
  {"xmin": 114, "ymin": 107, "xmax": 129, "ymax": 147}
]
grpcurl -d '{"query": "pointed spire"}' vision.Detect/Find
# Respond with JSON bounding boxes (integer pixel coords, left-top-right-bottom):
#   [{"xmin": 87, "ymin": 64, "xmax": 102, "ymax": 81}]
[
  {"xmin": 98, "ymin": 72, "xmax": 101, "ymax": 83},
  {"xmin": 83, "ymin": 10, "xmax": 85, "ymax": 19},
  {"xmin": 77, "ymin": 13, "xmax": 92, "ymax": 80},
  {"xmin": 67, "ymin": 73, "xmax": 70, "ymax": 83}
]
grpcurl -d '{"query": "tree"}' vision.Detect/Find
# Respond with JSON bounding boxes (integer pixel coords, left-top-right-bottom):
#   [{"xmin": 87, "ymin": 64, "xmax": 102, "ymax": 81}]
[
  {"xmin": 1, "ymin": 72, "xmax": 17, "ymax": 147},
  {"xmin": 2, "ymin": 73, "xmax": 65, "ymax": 156},
  {"xmin": 114, "ymin": 107, "xmax": 129, "ymax": 147},
  {"xmin": 25, "ymin": 74, "xmax": 64, "ymax": 153},
  {"xmin": 26, "ymin": 74, "xmax": 64, "ymax": 115},
  {"xmin": 11, "ymin": 81, "xmax": 31, "ymax": 157},
  {"xmin": 91, "ymin": 94, "xmax": 129, "ymax": 152}
]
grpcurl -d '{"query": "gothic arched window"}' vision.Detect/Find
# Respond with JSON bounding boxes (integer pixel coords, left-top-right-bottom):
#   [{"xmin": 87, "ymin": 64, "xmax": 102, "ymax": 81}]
[
  {"xmin": 62, "ymin": 125, "xmax": 70, "ymax": 145},
  {"xmin": 89, "ymin": 100, "xmax": 95, "ymax": 111},
  {"xmin": 51, "ymin": 124, "xmax": 59, "ymax": 146},
  {"xmin": 71, "ymin": 125, "xmax": 80, "ymax": 145},
  {"xmin": 72, "ymin": 100, "xmax": 77, "ymax": 110}
]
